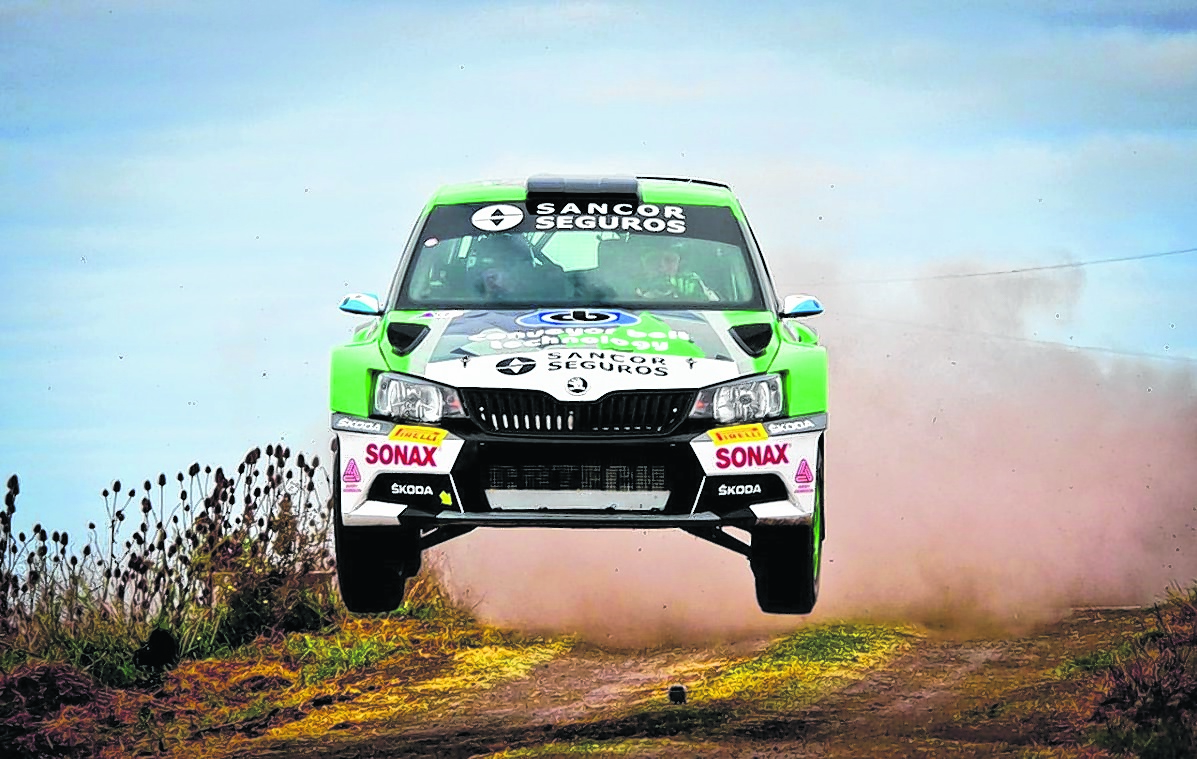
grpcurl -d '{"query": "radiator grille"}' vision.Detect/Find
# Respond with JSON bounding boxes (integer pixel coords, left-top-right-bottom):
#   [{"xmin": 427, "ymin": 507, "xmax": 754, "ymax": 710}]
[{"xmin": 461, "ymin": 389, "xmax": 694, "ymax": 436}]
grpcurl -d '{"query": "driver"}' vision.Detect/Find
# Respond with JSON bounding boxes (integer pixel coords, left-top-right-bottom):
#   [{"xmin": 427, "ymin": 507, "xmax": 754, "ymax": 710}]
[
  {"xmin": 468, "ymin": 234, "xmax": 538, "ymax": 300},
  {"xmin": 634, "ymin": 242, "xmax": 719, "ymax": 301}
]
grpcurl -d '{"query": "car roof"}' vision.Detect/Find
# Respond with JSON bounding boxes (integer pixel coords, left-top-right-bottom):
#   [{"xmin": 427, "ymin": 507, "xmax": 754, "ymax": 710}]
[{"xmin": 424, "ymin": 175, "xmax": 744, "ymax": 216}]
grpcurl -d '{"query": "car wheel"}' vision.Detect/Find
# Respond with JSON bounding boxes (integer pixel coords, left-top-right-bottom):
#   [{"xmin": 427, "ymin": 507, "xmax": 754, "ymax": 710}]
[
  {"xmin": 750, "ymin": 524, "xmax": 820, "ymax": 614},
  {"xmin": 332, "ymin": 449, "xmax": 422, "ymax": 615}
]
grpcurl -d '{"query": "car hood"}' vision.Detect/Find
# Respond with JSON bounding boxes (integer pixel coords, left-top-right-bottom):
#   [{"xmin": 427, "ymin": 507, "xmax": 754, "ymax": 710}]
[{"xmin": 386, "ymin": 308, "xmax": 771, "ymax": 402}]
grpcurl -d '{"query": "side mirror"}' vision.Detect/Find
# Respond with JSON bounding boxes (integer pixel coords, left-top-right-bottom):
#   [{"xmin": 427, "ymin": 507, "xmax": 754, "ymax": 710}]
[
  {"xmin": 339, "ymin": 293, "xmax": 383, "ymax": 316},
  {"xmin": 781, "ymin": 294, "xmax": 824, "ymax": 318}
]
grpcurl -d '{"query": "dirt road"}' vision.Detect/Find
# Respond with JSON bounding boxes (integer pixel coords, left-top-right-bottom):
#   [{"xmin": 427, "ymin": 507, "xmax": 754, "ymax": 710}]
[{"xmin": 225, "ymin": 607, "xmax": 1144, "ymax": 759}]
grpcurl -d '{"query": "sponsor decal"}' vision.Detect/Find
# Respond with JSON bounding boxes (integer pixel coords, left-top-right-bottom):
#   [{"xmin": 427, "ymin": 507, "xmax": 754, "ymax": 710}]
[
  {"xmin": 333, "ymin": 416, "xmax": 385, "ymax": 434},
  {"xmin": 697, "ymin": 474, "xmax": 787, "ymax": 509},
  {"xmin": 715, "ymin": 443, "xmax": 790, "ymax": 470},
  {"xmin": 496, "ymin": 356, "xmax": 536, "ymax": 375},
  {"xmin": 765, "ymin": 418, "xmax": 816, "ymax": 435},
  {"xmin": 469, "ymin": 326, "xmax": 690, "ymax": 353},
  {"xmin": 470, "ymin": 204, "xmax": 524, "ymax": 232},
  {"xmin": 417, "ymin": 310, "xmax": 466, "ymax": 319},
  {"xmin": 794, "ymin": 458, "xmax": 815, "ymax": 494},
  {"xmin": 708, "ymin": 423, "xmax": 768, "ymax": 446},
  {"xmin": 566, "ymin": 377, "xmax": 588, "ymax": 395},
  {"xmin": 515, "ymin": 309, "xmax": 640, "ymax": 328},
  {"xmin": 365, "ymin": 443, "xmax": 438, "ymax": 467},
  {"xmin": 388, "ymin": 425, "xmax": 448, "ymax": 447},
  {"xmin": 546, "ymin": 350, "xmax": 668, "ymax": 376},
  {"xmin": 718, "ymin": 482, "xmax": 762, "ymax": 496},
  {"xmin": 532, "ymin": 202, "xmax": 687, "ymax": 234},
  {"xmin": 391, "ymin": 483, "xmax": 434, "ymax": 496},
  {"xmin": 342, "ymin": 458, "xmax": 362, "ymax": 493},
  {"xmin": 368, "ymin": 473, "xmax": 454, "ymax": 505}
]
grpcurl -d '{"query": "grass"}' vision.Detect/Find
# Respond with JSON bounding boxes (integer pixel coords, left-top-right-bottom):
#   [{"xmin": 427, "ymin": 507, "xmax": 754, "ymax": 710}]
[
  {"xmin": 284, "ymin": 632, "xmax": 401, "ymax": 686},
  {"xmin": 696, "ymin": 622, "xmax": 916, "ymax": 705},
  {"xmin": 1053, "ymin": 641, "xmax": 1137, "ymax": 679},
  {"xmin": 413, "ymin": 640, "xmax": 573, "ymax": 694}
]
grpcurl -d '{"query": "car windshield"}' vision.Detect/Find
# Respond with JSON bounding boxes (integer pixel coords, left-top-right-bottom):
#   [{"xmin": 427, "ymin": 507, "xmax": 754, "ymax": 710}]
[{"xmin": 393, "ymin": 201, "xmax": 764, "ymax": 310}]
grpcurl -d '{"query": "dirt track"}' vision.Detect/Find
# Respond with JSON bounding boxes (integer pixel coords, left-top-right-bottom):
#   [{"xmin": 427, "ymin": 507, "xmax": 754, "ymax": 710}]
[{"xmin": 236, "ymin": 607, "xmax": 1145, "ymax": 759}]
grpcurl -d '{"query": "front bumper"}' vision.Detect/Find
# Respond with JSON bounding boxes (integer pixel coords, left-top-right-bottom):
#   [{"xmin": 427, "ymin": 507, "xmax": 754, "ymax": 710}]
[{"xmin": 331, "ymin": 412, "xmax": 825, "ymax": 533}]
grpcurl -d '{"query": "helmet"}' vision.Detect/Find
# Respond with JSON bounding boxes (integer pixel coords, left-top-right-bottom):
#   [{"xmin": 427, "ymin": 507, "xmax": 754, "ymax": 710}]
[
  {"xmin": 467, "ymin": 234, "xmax": 534, "ymax": 297},
  {"xmin": 468, "ymin": 233, "xmax": 534, "ymax": 271}
]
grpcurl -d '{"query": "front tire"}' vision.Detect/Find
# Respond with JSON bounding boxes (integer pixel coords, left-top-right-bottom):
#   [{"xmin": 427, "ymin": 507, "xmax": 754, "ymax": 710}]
[
  {"xmin": 332, "ymin": 448, "xmax": 422, "ymax": 614},
  {"xmin": 333, "ymin": 523, "xmax": 422, "ymax": 614},
  {"xmin": 750, "ymin": 524, "xmax": 820, "ymax": 614},
  {"xmin": 751, "ymin": 435, "xmax": 824, "ymax": 614}
]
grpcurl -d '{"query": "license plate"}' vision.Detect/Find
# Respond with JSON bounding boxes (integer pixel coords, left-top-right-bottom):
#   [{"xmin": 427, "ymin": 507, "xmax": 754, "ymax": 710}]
[{"xmin": 485, "ymin": 490, "xmax": 669, "ymax": 511}]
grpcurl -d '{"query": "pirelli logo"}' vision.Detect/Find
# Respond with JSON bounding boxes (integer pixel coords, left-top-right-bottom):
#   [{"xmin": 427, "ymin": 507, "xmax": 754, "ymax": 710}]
[
  {"xmin": 388, "ymin": 425, "xmax": 449, "ymax": 447},
  {"xmin": 707, "ymin": 423, "xmax": 768, "ymax": 446}
]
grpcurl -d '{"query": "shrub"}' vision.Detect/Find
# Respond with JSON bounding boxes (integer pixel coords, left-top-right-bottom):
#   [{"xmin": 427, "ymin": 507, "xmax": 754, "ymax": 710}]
[
  {"xmin": 0, "ymin": 443, "xmax": 338, "ymax": 685},
  {"xmin": 1091, "ymin": 583, "xmax": 1197, "ymax": 757}
]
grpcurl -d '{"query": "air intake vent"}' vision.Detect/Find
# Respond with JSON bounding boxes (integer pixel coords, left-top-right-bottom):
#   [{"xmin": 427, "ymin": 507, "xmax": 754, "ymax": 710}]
[
  {"xmin": 729, "ymin": 323, "xmax": 774, "ymax": 357},
  {"xmin": 386, "ymin": 323, "xmax": 430, "ymax": 356}
]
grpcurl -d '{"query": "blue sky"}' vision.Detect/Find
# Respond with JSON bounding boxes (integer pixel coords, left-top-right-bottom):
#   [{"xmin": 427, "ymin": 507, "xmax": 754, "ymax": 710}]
[{"xmin": 2, "ymin": 0, "xmax": 1196, "ymax": 532}]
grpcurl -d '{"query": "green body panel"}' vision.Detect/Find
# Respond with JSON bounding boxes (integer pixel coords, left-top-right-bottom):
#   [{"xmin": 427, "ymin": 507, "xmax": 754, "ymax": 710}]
[
  {"xmin": 772, "ymin": 318, "xmax": 829, "ymax": 416},
  {"xmin": 714, "ymin": 310, "xmax": 828, "ymax": 416},
  {"xmin": 329, "ymin": 321, "xmax": 390, "ymax": 415}
]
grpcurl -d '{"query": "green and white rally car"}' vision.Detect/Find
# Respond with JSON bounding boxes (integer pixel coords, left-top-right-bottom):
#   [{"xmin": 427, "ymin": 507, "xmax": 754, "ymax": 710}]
[{"xmin": 329, "ymin": 175, "xmax": 828, "ymax": 615}]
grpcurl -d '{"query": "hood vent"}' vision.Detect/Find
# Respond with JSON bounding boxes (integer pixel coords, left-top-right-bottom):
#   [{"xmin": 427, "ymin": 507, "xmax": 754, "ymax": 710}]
[
  {"xmin": 729, "ymin": 323, "xmax": 774, "ymax": 358},
  {"xmin": 386, "ymin": 322, "xmax": 430, "ymax": 356}
]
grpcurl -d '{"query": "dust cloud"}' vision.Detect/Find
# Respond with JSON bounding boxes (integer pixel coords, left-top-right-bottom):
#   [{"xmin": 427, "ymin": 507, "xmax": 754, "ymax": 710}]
[{"xmin": 432, "ymin": 253, "xmax": 1197, "ymax": 645}]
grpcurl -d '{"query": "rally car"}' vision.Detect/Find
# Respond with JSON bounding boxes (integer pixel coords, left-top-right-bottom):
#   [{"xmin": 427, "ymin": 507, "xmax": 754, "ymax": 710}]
[{"xmin": 329, "ymin": 174, "xmax": 828, "ymax": 615}]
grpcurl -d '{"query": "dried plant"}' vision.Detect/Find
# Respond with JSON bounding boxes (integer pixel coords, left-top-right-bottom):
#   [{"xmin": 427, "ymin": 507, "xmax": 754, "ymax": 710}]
[
  {"xmin": 1091, "ymin": 583, "xmax": 1197, "ymax": 757},
  {"xmin": 0, "ymin": 443, "xmax": 339, "ymax": 685}
]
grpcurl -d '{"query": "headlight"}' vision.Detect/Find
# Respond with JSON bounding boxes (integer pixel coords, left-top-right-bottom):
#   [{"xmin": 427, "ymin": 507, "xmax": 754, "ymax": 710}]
[
  {"xmin": 689, "ymin": 374, "xmax": 783, "ymax": 424},
  {"xmin": 373, "ymin": 374, "xmax": 465, "ymax": 423}
]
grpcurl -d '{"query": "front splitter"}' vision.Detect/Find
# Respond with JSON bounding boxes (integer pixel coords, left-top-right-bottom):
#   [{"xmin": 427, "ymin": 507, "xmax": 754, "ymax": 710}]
[
  {"xmin": 344, "ymin": 499, "xmax": 811, "ymax": 530},
  {"xmin": 340, "ymin": 499, "xmax": 812, "ymax": 558}
]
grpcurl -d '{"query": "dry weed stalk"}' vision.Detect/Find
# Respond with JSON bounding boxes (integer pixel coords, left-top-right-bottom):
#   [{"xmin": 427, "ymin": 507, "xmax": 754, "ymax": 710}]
[{"xmin": 0, "ymin": 443, "xmax": 339, "ymax": 682}]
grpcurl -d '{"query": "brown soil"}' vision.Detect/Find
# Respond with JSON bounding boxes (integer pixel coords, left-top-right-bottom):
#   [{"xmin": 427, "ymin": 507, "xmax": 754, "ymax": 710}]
[{"xmin": 223, "ymin": 606, "xmax": 1145, "ymax": 759}]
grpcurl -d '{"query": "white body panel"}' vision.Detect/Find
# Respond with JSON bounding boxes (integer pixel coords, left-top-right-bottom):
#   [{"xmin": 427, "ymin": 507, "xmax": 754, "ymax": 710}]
[
  {"xmin": 690, "ymin": 422, "xmax": 821, "ymax": 520},
  {"xmin": 337, "ymin": 425, "xmax": 465, "ymax": 517},
  {"xmin": 422, "ymin": 351, "xmax": 740, "ymax": 402},
  {"xmin": 342, "ymin": 500, "xmax": 408, "ymax": 527}
]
